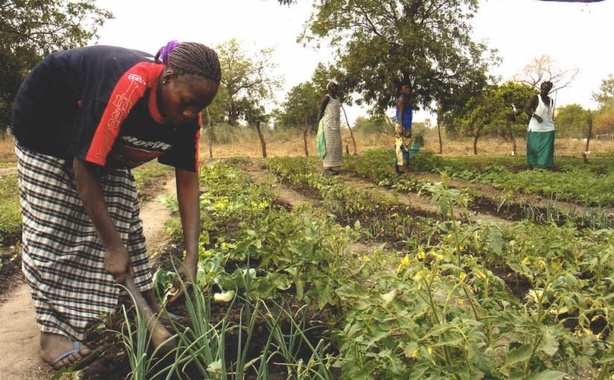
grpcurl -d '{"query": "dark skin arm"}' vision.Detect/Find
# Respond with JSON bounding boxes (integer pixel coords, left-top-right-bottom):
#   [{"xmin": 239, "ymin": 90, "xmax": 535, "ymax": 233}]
[
  {"xmin": 525, "ymin": 95, "xmax": 543, "ymax": 123},
  {"xmin": 73, "ymin": 157, "xmax": 132, "ymax": 284},
  {"xmin": 318, "ymin": 95, "xmax": 330, "ymax": 122},
  {"xmin": 312, "ymin": 95, "xmax": 330, "ymax": 132},
  {"xmin": 170, "ymin": 167, "xmax": 200, "ymax": 300}
]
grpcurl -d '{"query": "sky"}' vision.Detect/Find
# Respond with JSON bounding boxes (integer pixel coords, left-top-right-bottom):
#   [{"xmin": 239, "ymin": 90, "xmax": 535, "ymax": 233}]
[{"xmin": 95, "ymin": 0, "xmax": 613, "ymax": 123}]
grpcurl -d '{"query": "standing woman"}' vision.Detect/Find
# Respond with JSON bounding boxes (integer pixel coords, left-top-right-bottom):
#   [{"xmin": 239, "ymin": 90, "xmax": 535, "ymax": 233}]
[
  {"xmin": 317, "ymin": 80, "xmax": 343, "ymax": 175},
  {"xmin": 11, "ymin": 41, "xmax": 221, "ymax": 369},
  {"xmin": 395, "ymin": 82, "xmax": 413, "ymax": 174},
  {"xmin": 525, "ymin": 81, "xmax": 556, "ymax": 168}
]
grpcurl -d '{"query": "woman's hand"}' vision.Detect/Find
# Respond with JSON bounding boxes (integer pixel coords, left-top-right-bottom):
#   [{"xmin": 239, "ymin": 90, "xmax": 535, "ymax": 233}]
[
  {"xmin": 74, "ymin": 157, "xmax": 130, "ymax": 283},
  {"xmin": 104, "ymin": 245, "xmax": 133, "ymax": 284},
  {"xmin": 168, "ymin": 256, "xmax": 197, "ymax": 303},
  {"xmin": 534, "ymin": 115, "xmax": 543, "ymax": 123}
]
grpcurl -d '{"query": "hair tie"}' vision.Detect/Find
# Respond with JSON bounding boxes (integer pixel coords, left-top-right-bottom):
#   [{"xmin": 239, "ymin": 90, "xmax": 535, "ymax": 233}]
[{"xmin": 158, "ymin": 40, "xmax": 180, "ymax": 64}]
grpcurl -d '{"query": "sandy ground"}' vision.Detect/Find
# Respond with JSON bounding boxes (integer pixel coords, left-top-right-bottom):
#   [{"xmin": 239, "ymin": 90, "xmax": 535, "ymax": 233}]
[{"xmin": 0, "ymin": 179, "xmax": 175, "ymax": 380}]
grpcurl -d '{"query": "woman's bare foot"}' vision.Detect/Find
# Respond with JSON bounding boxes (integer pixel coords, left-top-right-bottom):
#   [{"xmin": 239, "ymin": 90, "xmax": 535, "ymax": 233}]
[{"xmin": 40, "ymin": 332, "xmax": 92, "ymax": 370}]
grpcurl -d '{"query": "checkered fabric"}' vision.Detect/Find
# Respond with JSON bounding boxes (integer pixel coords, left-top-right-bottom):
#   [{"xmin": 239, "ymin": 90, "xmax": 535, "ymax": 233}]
[{"xmin": 15, "ymin": 143, "xmax": 153, "ymax": 340}]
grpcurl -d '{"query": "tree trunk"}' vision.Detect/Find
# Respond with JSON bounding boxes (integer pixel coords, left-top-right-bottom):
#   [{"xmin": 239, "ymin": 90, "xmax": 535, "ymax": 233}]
[
  {"xmin": 436, "ymin": 107, "xmax": 443, "ymax": 154},
  {"xmin": 473, "ymin": 126, "xmax": 483, "ymax": 155},
  {"xmin": 303, "ymin": 128, "xmax": 309, "ymax": 157},
  {"xmin": 203, "ymin": 109, "xmax": 214, "ymax": 159},
  {"xmin": 341, "ymin": 105, "xmax": 358, "ymax": 155},
  {"xmin": 227, "ymin": 103, "xmax": 239, "ymax": 127},
  {"xmin": 209, "ymin": 135, "xmax": 213, "ymax": 159},
  {"xmin": 507, "ymin": 121, "xmax": 517, "ymax": 156},
  {"xmin": 255, "ymin": 121, "xmax": 267, "ymax": 158},
  {"xmin": 585, "ymin": 110, "xmax": 593, "ymax": 152},
  {"xmin": 584, "ymin": 110, "xmax": 593, "ymax": 164}
]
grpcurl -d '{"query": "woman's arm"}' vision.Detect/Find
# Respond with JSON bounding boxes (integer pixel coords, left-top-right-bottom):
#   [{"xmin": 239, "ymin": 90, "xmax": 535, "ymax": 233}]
[
  {"xmin": 73, "ymin": 157, "xmax": 131, "ymax": 284},
  {"xmin": 175, "ymin": 167, "xmax": 200, "ymax": 284},
  {"xmin": 525, "ymin": 95, "xmax": 538, "ymax": 117},
  {"xmin": 318, "ymin": 95, "xmax": 330, "ymax": 121},
  {"xmin": 525, "ymin": 95, "xmax": 542, "ymax": 123}
]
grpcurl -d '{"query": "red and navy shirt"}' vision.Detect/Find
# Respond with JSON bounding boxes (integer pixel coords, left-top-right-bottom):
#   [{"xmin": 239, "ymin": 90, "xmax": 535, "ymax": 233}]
[{"xmin": 12, "ymin": 45, "xmax": 200, "ymax": 172}]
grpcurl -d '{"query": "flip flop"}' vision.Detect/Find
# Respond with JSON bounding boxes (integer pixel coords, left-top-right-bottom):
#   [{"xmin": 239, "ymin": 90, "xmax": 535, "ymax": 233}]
[
  {"xmin": 167, "ymin": 312, "xmax": 182, "ymax": 321},
  {"xmin": 49, "ymin": 341, "xmax": 96, "ymax": 370},
  {"xmin": 324, "ymin": 168, "xmax": 340, "ymax": 176}
]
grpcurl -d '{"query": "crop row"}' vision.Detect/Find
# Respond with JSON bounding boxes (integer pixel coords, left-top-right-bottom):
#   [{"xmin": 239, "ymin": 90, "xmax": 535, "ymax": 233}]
[{"xmin": 138, "ymin": 158, "xmax": 614, "ymax": 379}]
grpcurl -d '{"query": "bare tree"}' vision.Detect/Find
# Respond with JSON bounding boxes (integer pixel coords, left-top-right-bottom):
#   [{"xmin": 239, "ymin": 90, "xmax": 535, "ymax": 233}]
[{"xmin": 513, "ymin": 55, "xmax": 579, "ymax": 92}]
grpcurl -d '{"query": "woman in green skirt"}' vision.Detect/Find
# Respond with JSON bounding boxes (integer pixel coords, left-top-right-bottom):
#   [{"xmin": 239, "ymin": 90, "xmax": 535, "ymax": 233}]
[{"xmin": 525, "ymin": 81, "xmax": 555, "ymax": 168}]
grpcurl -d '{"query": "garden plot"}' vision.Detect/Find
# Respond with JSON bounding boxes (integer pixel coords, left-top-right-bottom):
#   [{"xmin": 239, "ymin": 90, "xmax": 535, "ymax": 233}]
[{"xmin": 1, "ymin": 151, "xmax": 612, "ymax": 379}]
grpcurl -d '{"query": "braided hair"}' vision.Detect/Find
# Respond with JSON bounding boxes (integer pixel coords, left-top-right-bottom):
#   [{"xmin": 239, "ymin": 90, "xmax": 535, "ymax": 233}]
[{"xmin": 155, "ymin": 40, "xmax": 222, "ymax": 85}]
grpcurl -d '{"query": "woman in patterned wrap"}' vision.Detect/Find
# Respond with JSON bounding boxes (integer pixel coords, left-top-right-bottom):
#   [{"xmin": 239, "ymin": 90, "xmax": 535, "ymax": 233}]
[
  {"xmin": 11, "ymin": 41, "xmax": 221, "ymax": 370},
  {"xmin": 317, "ymin": 80, "xmax": 343, "ymax": 175}
]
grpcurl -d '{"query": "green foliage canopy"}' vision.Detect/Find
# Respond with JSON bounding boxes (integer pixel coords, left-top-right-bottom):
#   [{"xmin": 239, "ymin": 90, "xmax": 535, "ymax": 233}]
[
  {"xmin": 452, "ymin": 81, "xmax": 535, "ymax": 142},
  {"xmin": 300, "ymin": 0, "xmax": 494, "ymax": 113},
  {"xmin": 1, "ymin": 0, "xmax": 112, "ymax": 132},
  {"xmin": 555, "ymin": 104, "xmax": 590, "ymax": 138},
  {"xmin": 275, "ymin": 81, "xmax": 322, "ymax": 130},
  {"xmin": 275, "ymin": 62, "xmax": 345, "ymax": 130},
  {"xmin": 353, "ymin": 114, "xmax": 388, "ymax": 134},
  {"xmin": 590, "ymin": 74, "xmax": 614, "ymax": 136},
  {"xmin": 212, "ymin": 39, "xmax": 282, "ymax": 127},
  {"xmin": 592, "ymin": 74, "xmax": 614, "ymax": 112}
]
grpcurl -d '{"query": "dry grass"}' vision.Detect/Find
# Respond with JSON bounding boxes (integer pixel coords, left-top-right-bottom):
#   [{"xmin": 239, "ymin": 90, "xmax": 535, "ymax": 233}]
[
  {"xmin": 200, "ymin": 129, "xmax": 614, "ymax": 160},
  {"xmin": 0, "ymin": 137, "xmax": 16, "ymax": 165},
  {"xmin": 2, "ymin": 131, "xmax": 613, "ymax": 165}
]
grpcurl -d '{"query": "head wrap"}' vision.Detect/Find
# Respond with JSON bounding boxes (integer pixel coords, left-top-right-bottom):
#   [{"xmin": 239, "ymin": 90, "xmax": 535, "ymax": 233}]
[{"xmin": 327, "ymin": 79, "xmax": 339, "ymax": 91}]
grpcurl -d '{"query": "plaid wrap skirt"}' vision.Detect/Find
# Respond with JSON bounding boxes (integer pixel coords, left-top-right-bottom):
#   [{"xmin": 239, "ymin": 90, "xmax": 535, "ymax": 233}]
[{"xmin": 16, "ymin": 143, "xmax": 153, "ymax": 340}]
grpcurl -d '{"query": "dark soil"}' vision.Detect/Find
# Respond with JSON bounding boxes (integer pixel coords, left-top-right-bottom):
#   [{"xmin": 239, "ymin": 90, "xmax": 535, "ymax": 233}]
[{"xmin": 489, "ymin": 265, "xmax": 533, "ymax": 300}]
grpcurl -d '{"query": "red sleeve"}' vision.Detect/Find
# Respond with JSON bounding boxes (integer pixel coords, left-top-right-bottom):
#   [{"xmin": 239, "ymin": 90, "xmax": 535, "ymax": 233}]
[{"xmin": 85, "ymin": 65, "xmax": 154, "ymax": 166}]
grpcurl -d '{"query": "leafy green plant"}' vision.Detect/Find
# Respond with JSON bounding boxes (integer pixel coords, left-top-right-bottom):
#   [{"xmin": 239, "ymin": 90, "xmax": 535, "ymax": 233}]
[{"xmin": 148, "ymin": 156, "xmax": 613, "ymax": 379}]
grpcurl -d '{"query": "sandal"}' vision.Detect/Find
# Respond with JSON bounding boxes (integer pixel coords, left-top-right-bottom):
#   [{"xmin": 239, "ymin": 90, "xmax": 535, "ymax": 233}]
[{"xmin": 49, "ymin": 341, "xmax": 96, "ymax": 370}]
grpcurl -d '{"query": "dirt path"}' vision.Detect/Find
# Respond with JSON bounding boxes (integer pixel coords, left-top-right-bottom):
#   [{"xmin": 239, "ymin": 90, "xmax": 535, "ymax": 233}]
[{"xmin": 0, "ymin": 178, "xmax": 175, "ymax": 380}]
